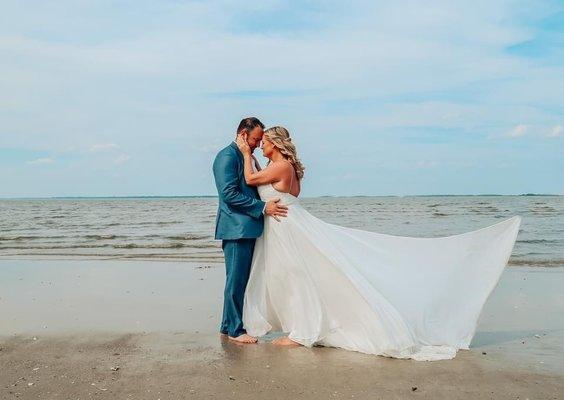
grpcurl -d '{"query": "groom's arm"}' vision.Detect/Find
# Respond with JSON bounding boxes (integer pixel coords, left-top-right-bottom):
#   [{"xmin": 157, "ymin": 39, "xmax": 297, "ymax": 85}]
[{"xmin": 213, "ymin": 151, "xmax": 266, "ymax": 219}]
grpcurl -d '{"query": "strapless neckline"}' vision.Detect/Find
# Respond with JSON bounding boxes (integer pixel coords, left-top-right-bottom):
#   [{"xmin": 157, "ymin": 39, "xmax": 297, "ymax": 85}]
[{"xmin": 257, "ymin": 183, "xmax": 299, "ymax": 204}]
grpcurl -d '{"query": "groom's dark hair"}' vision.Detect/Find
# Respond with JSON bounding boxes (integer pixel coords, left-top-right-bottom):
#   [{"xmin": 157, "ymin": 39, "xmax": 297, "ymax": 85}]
[{"xmin": 237, "ymin": 117, "xmax": 264, "ymax": 134}]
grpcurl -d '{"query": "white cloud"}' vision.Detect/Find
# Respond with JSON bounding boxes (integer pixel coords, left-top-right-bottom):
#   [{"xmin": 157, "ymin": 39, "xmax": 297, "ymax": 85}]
[
  {"xmin": 114, "ymin": 154, "xmax": 131, "ymax": 164},
  {"xmin": 27, "ymin": 157, "xmax": 54, "ymax": 165},
  {"xmin": 90, "ymin": 143, "xmax": 119, "ymax": 152},
  {"xmin": 547, "ymin": 125, "xmax": 563, "ymax": 138},
  {"xmin": 504, "ymin": 124, "xmax": 528, "ymax": 138}
]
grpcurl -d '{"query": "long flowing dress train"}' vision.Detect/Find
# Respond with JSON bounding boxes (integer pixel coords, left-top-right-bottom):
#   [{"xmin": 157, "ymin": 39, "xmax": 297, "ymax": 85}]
[{"xmin": 243, "ymin": 183, "xmax": 521, "ymax": 361}]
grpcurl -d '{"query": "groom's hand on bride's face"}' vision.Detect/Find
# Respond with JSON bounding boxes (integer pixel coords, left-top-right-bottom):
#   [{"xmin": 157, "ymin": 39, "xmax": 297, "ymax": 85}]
[
  {"xmin": 265, "ymin": 198, "xmax": 288, "ymax": 221},
  {"xmin": 236, "ymin": 133, "xmax": 252, "ymax": 155}
]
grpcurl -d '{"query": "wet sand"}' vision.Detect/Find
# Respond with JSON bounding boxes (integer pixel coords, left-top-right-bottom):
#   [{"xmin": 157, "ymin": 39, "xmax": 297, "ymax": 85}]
[{"xmin": 1, "ymin": 260, "xmax": 563, "ymax": 399}]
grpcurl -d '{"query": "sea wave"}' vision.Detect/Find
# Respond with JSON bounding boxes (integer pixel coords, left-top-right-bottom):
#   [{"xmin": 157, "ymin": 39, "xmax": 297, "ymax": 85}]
[
  {"xmin": 508, "ymin": 259, "xmax": 564, "ymax": 267},
  {"xmin": 0, "ymin": 244, "xmax": 112, "ymax": 250},
  {"xmin": 0, "ymin": 235, "xmax": 68, "ymax": 241},
  {"xmin": 164, "ymin": 234, "xmax": 211, "ymax": 240},
  {"xmin": 0, "ymin": 242, "xmax": 219, "ymax": 250},
  {"xmin": 516, "ymin": 239, "xmax": 561, "ymax": 244},
  {"xmin": 83, "ymin": 234, "xmax": 122, "ymax": 240},
  {"xmin": 112, "ymin": 242, "xmax": 218, "ymax": 249}
]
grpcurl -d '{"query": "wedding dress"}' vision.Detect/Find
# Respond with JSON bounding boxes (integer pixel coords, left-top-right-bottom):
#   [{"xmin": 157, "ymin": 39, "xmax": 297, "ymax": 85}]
[{"xmin": 242, "ymin": 183, "xmax": 521, "ymax": 361}]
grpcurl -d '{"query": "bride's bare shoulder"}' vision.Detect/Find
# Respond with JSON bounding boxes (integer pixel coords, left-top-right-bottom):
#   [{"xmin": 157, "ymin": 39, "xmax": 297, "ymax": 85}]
[
  {"xmin": 270, "ymin": 159, "xmax": 293, "ymax": 168},
  {"xmin": 267, "ymin": 160, "xmax": 293, "ymax": 172}
]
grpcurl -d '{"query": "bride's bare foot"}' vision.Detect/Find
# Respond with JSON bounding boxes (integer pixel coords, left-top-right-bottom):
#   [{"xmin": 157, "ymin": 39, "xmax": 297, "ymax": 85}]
[
  {"xmin": 228, "ymin": 333, "xmax": 258, "ymax": 344},
  {"xmin": 272, "ymin": 336, "xmax": 301, "ymax": 346}
]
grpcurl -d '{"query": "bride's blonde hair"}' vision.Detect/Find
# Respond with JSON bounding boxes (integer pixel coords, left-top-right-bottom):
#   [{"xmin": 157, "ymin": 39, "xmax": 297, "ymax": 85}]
[{"xmin": 264, "ymin": 126, "xmax": 305, "ymax": 180}]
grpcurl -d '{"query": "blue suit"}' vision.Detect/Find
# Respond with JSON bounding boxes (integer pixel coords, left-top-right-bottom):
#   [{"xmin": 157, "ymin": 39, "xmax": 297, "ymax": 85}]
[{"xmin": 212, "ymin": 141, "xmax": 266, "ymax": 337}]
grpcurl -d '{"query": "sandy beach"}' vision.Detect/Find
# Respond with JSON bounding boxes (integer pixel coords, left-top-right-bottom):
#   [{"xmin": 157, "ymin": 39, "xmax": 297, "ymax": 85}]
[{"xmin": 1, "ymin": 260, "xmax": 563, "ymax": 399}]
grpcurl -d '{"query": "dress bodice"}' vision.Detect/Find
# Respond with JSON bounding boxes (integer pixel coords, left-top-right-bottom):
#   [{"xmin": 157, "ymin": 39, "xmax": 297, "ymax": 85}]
[{"xmin": 257, "ymin": 183, "xmax": 299, "ymax": 205}]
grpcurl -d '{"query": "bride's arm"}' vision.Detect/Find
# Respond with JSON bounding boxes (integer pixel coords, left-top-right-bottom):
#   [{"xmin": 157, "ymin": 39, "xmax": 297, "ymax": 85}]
[{"xmin": 237, "ymin": 135, "xmax": 286, "ymax": 186}]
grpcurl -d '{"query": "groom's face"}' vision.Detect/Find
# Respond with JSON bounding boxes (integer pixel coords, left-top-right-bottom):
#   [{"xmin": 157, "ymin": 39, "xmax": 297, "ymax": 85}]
[{"xmin": 244, "ymin": 127, "xmax": 264, "ymax": 152}]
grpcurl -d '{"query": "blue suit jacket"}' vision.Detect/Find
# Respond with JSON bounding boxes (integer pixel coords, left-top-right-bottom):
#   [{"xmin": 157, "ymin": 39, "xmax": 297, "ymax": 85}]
[{"xmin": 213, "ymin": 142, "xmax": 266, "ymax": 240}]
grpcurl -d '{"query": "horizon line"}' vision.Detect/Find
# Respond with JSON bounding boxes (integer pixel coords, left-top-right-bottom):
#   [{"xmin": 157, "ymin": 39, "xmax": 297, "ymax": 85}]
[{"xmin": 0, "ymin": 193, "xmax": 560, "ymax": 200}]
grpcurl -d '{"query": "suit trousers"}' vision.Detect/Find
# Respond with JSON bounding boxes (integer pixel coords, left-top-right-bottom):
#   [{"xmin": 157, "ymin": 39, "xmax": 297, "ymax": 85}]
[{"xmin": 220, "ymin": 238, "xmax": 256, "ymax": 337}]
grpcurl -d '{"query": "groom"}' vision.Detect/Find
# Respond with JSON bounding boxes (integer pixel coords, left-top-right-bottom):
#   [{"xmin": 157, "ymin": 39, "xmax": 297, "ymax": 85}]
[{"xmin": 212, "ymin": 117, "xmax": 288, "ymax": 343}]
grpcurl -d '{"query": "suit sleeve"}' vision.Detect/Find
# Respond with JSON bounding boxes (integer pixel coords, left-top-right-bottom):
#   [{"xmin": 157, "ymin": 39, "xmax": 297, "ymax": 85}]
[{"xmin": 213, "ymin": 151, "xmax": 266, "ymax": 219}]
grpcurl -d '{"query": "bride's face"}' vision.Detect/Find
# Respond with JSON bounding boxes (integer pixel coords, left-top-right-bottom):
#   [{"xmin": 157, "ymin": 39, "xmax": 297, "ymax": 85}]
[{"xmin": 261, "ymin": 137, "xmax": 275, "ymax": 159}]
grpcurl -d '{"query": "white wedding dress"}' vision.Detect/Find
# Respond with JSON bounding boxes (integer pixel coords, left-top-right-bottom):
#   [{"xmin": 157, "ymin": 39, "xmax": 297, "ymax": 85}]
[{"xmin": 242, "ymin": 183, "xmax": 521, "ymax": 361}]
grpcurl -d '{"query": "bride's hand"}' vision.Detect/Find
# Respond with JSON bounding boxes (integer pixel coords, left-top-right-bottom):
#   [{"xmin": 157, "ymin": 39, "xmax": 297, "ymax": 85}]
[{"xmin": 236, "ymin": 133, "xmax": 252, "ymax": 156}]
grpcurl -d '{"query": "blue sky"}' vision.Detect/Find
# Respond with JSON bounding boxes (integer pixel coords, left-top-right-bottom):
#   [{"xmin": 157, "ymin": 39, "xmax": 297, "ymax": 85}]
[{"xmin": 0, "ymin": 0, "xmax": 562, "ymax": 197}]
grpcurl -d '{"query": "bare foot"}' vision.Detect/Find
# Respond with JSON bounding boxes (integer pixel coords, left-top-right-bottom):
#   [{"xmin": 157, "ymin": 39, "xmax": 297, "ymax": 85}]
[
  {"xmin": 272, "ymin": 336, "xmax": 301, "ymax": 346},
  {"xmin": 228, "ymin": 333, "xmax": 258, "ymax": 344}
]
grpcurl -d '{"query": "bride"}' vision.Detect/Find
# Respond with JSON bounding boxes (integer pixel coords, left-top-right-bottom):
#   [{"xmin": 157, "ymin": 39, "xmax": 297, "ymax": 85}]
[{"xmin": 235, "ymin": 126, "xmax": 521, "ymax": 361}]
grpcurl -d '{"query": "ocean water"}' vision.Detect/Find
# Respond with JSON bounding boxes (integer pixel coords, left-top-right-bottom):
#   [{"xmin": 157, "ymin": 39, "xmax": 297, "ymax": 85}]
[{"xmin": 0, "ymin": 196, "xmax": 562, "ymax": 267}]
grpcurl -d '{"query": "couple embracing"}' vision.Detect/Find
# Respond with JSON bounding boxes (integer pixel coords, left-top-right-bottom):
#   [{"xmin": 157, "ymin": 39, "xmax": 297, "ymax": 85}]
[{"xmin": 212, "ymin": 117, "xmax": 521, "ymax": 361}]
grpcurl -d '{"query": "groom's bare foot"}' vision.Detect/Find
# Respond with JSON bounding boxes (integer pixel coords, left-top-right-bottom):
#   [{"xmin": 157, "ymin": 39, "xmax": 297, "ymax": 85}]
[
  {"xmin": 272, "ymin": 336, "xmax": 301, "ymax": 346},
  {"xmin": 228, "ymin": 333, "xmax": 258, "ymax": 344}
]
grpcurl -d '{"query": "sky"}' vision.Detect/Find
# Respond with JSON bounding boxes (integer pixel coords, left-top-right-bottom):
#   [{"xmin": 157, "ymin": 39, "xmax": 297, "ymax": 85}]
[{"xmin": 0, "ymin": 0, "xmax": 563, "ymax": 197}]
